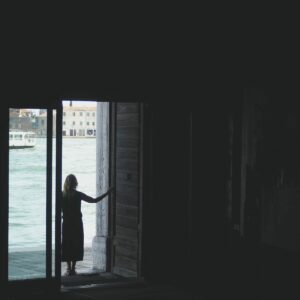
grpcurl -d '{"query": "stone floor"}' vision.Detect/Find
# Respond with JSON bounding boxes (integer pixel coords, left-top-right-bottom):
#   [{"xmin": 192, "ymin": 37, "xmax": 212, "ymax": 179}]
[
  {"xmin": 9, "ymin": 246, "xmax": 136, "ymax": 289},
  {"xmin": 61, "ymin": 284, "xmax": 200, "ymax": 300},
  {"xmin": 5, "ymin": 284, "xmax": 200, "ymax": 300},
  {"xmin": 7, "ymin": 248, "xmax": 201, "ymax": 299}
]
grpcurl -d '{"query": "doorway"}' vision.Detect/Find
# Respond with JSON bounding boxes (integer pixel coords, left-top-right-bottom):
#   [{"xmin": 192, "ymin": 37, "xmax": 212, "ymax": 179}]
[
  {"xmin": 1, "ymin": 100, "xmax": 144, "ymax": 295},
  {"xmin": 61, "ymin": 100, "xmax": 99, "ymax": 278},
  {"xmin": 60, "ymin": 101, "xmax": 144, "ymax": 288}
]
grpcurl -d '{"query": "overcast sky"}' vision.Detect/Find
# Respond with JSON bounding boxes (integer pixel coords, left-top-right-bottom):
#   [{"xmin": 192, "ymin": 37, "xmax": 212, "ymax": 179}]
[{"xmin": 62, "ymin": 100, "xmax": 96, "ymax": 107}]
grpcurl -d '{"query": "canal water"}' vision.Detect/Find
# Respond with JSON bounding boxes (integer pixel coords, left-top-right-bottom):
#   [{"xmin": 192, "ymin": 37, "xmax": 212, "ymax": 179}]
[{"xmin": 9, "ymin": 137, "xmax": 97, "ymax": 251}]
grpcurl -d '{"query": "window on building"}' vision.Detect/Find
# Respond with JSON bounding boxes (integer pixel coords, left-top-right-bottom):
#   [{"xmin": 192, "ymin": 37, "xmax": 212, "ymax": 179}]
[
  {"xmin": 73, "ymin": 121, "xmax": 75, "ymax": 125},
  {"xmin": 92, "ymin": 112, "xmax": 95, "ymax": 116},
  {"xmin": 73, "ymin": 112, "xmax": 75, "ymax": 116},
  {"xmin": 80, "ymin": 112, "xmax": 83, "ymax": 116},
  {"xmin": 87, "ymin": 122, "xmax": 89, "ymax": 126},
  {"xmin": 92, "ymin": 122, "xmax": 95, "ymax": 126},
  {"xmin": 63, "ymin": 112, "xmax": 66, "ymax": 116},
  {"xmin": 80, "ymin": 122, "xmax": 83, "ymax": 126},
  {"xmin": 63, "ymin": 121, "xmax": 66, "ymax": 125},
  {"xmin": 87, "ymin": 112, "xmax": 90, "ymax": 116}
]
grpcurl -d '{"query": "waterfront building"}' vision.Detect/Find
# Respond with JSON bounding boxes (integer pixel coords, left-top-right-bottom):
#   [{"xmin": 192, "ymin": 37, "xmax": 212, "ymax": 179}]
[
  {"xmin": 35, "ymin": 112, "xmax": 48, "ymax": 137},
  {"xmin": 9, "ymin": 107, "xmax": 96, "ymax": 138},
  {"xmin": 9, "ymin": 113, "xmax": 36, "ymax": 131},
  {"xmin": 19, "ymin": 109, "xmax": 36, "ymax": 117},
  {"xmin": 62, "ymin": 106, "xmax": 96, "ymax": 137}
]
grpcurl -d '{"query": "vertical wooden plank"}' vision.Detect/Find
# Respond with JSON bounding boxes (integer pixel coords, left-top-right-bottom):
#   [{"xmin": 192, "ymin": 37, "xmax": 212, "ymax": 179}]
[
  {"xmin": 232, "ymin": 98, "xmax": 243, "ymax": 236},
  {"xmin": 112, "ymin": 102, "xmax": 141, "ymax": 278},
  {"xmin": 187, "ymin": 111, "xmax": 193, "ymax": 260},
  {"xmin": 240, "ymin": 91, "xmax": 248, "ymax": 237},
  {"xmin": 138, "ymin": 103, "xmax": 143, "ymax": 277}
]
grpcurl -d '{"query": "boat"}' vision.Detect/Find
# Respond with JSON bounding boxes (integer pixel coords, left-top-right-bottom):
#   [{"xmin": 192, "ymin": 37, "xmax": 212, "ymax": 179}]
[{"xmin": 9, "ymin": 131, "xmax": 36, "ymax": 149}]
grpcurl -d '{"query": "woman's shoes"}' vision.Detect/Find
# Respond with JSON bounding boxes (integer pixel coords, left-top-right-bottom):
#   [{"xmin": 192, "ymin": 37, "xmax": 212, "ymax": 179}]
[
  {"xmin": 70, "ymin": 269, "xmax": 77, "ymax": 276},
  {"xmin": 64, "ymin": 269, "xmax": 72, "ymax": 276},
  {"xmin": 64, "ymin": 268, "xmax": 77, "ymax": 276}
]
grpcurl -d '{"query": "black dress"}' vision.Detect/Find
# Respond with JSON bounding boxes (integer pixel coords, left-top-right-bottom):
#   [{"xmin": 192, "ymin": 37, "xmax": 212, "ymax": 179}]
[{"xmin": 61, "ymin": 190, "xmax": 85, "ymax": 262}]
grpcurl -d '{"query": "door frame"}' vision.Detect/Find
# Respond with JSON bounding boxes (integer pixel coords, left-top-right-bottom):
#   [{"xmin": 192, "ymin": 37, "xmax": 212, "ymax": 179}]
[{"xmin": 0, "ymin": 101, "xmax": 62, "ymax": 296}]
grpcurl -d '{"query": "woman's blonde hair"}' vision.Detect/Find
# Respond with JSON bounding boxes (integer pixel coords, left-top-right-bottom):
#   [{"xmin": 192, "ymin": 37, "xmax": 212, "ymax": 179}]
[{"xmin": 63, "ymin": 174, "xmax": 78, "ymax": 196}]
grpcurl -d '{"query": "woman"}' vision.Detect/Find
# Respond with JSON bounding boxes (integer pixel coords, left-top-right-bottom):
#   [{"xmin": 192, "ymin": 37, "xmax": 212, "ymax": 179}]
[{"xmin": 61, "ymin": 174, "xmax": 113, "ymax": 276}]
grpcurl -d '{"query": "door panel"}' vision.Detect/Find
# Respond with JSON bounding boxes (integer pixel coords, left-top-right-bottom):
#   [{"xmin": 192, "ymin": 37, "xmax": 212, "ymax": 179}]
[{"xmin": 112, "ymin": 103, "xmax": 142, "ymax": 277}]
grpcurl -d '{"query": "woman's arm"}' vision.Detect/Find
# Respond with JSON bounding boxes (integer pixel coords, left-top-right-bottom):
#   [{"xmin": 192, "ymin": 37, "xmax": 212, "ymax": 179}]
[
  {"xmin": 80, "ymin": 187, "xmax": 114, "ymax": 203},
  {"xmin": 95, "ymin": 187, "xmax": 114, "ymax": 202}
]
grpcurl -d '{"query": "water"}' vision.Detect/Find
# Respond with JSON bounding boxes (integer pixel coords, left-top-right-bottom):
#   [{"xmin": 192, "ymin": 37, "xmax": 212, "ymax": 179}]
[{"xmin": 9, "ymin": 137, "xmax": 97, "ymax": 251}]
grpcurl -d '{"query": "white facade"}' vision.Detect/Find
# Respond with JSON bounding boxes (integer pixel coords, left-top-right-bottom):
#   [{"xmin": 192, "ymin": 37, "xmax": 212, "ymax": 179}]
[{"xmin": 62, "ymin": 106, "xmax": 96, "ymax": 137}]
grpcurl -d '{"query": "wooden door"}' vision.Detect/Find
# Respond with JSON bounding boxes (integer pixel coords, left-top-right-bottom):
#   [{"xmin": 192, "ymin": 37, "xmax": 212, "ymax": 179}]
[{"xmin": 111, "ymin": 102, "xmax": 142, "ymax": 277}]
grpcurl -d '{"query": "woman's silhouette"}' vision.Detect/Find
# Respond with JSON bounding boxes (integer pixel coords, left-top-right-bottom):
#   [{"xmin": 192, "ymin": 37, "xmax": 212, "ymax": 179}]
[{"xmin": 61, "ymin": 174, "xmax": 113, "ymax": 276}]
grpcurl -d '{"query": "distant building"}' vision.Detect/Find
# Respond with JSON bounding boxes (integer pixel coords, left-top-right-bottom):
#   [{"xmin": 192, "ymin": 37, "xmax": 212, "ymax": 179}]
[
  {"xmin": 39, "ymin": 109, "xmax": 47, "ymax": 115},
  {"xmin": 10, "ymin": 109, "xmax": 20, "ymax": 117},
  {"xmin": 9, "ymin": 106, "xmax": 95, "ymax": 138},
  {"xmin": 62, "ymin": 106, "xmax": 96, "ymax": 137},
  {"xmin": 9, "ymin": 109, "xmax": 38, "ymax": 132},
  {"xmin": 19, "ymin": 109, "xmax": 35, "ymax": 117},
  {"xmin": 35, "ymin": 111, "xmax": 57, "ymax": 137},
  {"xmin": 35, "ymin": 112, "xmax": 47, "ymax": 137}
]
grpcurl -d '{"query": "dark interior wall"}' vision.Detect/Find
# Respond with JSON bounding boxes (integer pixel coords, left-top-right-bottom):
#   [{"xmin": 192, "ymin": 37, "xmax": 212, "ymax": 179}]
[
  {"xmin": 259, "ymin": 88, "xmax": 300, "ymax": 297},
  {"xmin": 142, "ymin": 101, "xmax": 190, "ymax": 284},
  {"xmin": 228, "ymin": 84, "xmax": 300, "ymax": 298},
  {"xmin": 141, "ymin": 89, "xmax": 233, "ymax": 297},
  {"xmin": 188, "ymin": 90, "xmax": 234, "ymax": 297}
]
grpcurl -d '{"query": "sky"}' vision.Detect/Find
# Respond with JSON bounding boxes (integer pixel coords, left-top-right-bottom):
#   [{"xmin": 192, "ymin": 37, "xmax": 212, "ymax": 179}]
[{"xmin": 62, "ymin": 100, "xmax": 96, "ymax": 107}]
